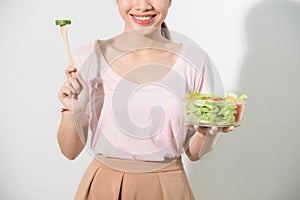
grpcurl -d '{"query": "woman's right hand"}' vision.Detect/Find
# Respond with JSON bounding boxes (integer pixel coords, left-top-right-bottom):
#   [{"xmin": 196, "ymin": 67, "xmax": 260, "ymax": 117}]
[{"xmin": 58, "ymin": 66, "xmax": 85, "ymax": 111}]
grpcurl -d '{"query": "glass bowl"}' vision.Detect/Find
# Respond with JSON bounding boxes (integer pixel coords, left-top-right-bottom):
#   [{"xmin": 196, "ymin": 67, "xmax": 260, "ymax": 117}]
[{"xmin": 185, "ymin": 98, "xmax": 246, "ymax": 127}]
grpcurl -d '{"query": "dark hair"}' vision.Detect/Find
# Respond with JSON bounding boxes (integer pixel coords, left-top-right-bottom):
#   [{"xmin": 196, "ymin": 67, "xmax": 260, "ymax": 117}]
[{"xmin": 161, "ymin": 22, "xmax": 171, "ymax": 40}]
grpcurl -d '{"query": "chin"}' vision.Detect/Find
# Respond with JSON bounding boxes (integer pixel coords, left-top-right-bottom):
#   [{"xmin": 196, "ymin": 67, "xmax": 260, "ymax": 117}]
[{"xmin": 129, "ymin": 26, "xmax": 161, "ymax": 36}]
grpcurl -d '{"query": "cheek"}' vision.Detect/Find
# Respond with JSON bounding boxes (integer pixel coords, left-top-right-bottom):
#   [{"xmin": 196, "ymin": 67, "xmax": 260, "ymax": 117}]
[
  {"xmin": 117, "ymin": 0, "xmax": 131, "ymax": 12},
  {"xmin": 151, "ymin": 0, "xmax": 171, "ymax": 13}
]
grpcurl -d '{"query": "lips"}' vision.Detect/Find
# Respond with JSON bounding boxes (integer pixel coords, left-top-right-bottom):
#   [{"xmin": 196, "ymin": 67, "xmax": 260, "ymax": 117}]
[{"xmin": 131, "ymin": 14, "xmax": 157, "ymax": 25}]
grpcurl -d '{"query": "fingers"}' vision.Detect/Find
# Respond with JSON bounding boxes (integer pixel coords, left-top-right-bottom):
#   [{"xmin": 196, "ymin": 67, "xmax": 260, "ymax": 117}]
[
  {"xmin": 59, "ymin": 84, "xmax": 73, "ymax": 100},
  {"xmin": 59, "ymin": 76, "xmax": 81, "ymax": 98},
  {"xmin": 59, "ymin": 67, "xmax": 86, "ymax": 110},
  {"xmin": 195, "ymin": 125, "xmax": 209, "ymax": 134},
  {"xmin": 70, "ymin": 76, "xmax": 82, "ymax": 95},
  {"xmin": 196, "ymin": 125, "xmax": 236, "ymax": 134},
  {"xmin": 63, "ymin": 66, "xmax": 84, "ymax": 94},
  {"xmin": 65, "ymin": 78, "xmax": 75, "ymax": 94},
  {"xmin": 185, "ymin": 124, "xmax": 224, "ymax": 137},
  {"xmin": 185, "ymin": 123, "xmax": 236, "ymax": 135},
  {"xmin": 208, "ymin": 126, "xmax": 220, "ymax": 136},
  {"xmin": 59, "ymin": 80, "xmax": 74, "ymax": 101},
  {"xmin": 184, "ymin": 123, "xmax": 208, "ymax": 133},
  {"xmin": 222, "ymin": 126, "xmax": 235, "ymax": 133}
]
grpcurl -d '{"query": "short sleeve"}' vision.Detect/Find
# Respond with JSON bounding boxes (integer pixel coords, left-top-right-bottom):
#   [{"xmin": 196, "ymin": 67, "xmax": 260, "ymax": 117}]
[{"xmin": 193, "ymin": 55, "xmax": 224, "ymax": 96}]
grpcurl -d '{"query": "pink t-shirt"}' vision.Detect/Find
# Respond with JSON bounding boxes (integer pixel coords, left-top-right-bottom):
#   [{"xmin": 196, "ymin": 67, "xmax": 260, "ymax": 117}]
[{"xmin": 72, "ymin": 40, "xmax": 224, "ymax": 161}]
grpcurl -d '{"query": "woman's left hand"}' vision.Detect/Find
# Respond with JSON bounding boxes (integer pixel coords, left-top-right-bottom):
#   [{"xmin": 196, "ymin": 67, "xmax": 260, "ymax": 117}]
[
  {"xmin": 186, "ymin": 124, "xmax": 217, "ymax": 136},
  {"xmin": 186, "ymin": 124, "xmax": 237, "ymax": 135}
]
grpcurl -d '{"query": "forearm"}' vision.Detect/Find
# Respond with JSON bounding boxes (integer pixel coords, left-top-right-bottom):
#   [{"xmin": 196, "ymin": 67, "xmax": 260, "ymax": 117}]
[
  {"xmin": 57, "ymin": 111, "xmax": 86, "ymax": 160},
  {"xmin": 186, "ymin": 128, "xmax": 220, "ymax": 161}
]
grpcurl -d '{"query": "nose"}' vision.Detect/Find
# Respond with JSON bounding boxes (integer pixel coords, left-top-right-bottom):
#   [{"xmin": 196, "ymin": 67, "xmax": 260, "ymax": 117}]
[{"xmin": 134, "ymin": 0, "xmax": 153, "ymax": 11}]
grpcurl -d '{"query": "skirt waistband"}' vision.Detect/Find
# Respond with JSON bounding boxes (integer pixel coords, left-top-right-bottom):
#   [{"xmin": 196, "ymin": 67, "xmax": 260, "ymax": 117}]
[{"xmin": 92, "ymin": 154, "xmax": 184, "ymax": 173}]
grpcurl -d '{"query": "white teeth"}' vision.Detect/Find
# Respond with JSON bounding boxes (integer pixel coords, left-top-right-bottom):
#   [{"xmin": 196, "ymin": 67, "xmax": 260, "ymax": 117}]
[{"xmin": 134, "ymin": 16, "xmax": 152, "ymax": 21}]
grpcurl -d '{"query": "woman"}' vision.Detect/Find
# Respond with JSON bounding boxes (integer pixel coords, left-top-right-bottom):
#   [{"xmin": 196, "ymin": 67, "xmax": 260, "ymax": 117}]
[{"xmin": 57, "ymin": 0, "xmax": 235, "ymax": 199}]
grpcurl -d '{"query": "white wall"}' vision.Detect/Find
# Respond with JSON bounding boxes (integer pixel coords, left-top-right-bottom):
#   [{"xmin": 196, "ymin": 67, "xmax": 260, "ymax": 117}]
[{"xmin": 1, "ymin": 0, "xmax": 300, "ymax": 199}]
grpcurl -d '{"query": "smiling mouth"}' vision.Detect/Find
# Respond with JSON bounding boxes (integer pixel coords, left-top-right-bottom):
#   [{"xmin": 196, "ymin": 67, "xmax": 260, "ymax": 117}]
[{"xmin": 131, "ymin": 14, "xmax": 157, "ymax": 25}]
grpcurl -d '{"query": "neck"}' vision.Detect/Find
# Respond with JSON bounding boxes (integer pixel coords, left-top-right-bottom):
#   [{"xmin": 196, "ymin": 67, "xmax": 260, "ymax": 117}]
[{"xmin": 119, "ymin": 27, "xmax": 167, "ymax": 49}]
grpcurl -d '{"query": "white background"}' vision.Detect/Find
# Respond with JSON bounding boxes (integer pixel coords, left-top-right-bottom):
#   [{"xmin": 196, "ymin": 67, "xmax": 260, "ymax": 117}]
[{"xmin": 1, "ymin": 0, "xmax": 300, "ymax": 199}]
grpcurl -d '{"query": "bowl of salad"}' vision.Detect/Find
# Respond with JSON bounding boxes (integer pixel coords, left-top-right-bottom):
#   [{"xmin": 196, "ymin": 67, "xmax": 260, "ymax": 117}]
[{"xmin": 185, "ymin": 92, "xmax": 248, "ymax": 127}]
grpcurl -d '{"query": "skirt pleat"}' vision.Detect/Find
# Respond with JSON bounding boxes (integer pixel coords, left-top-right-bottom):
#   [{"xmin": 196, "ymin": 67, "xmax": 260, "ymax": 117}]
[
  {"xmin": 74, "ymin": 155, "xmax": 195, "ymax": 200},
  {"xmin": 88, "ymin": 167, "xmax": 124, "ymax": 200},
  {"xmin": 157, "ymin": 170, "xmax": 195, "ymax": 200},
  {"xmin": 74, "ymin": 162, "xmax": 99, "ymax": 200}
]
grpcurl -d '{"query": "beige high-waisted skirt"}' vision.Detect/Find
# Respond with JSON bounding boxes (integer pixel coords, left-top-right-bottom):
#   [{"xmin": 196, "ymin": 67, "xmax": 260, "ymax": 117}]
[{"xmin": 74, "ymin": 155, "xmax": 195, "ymax": 200}]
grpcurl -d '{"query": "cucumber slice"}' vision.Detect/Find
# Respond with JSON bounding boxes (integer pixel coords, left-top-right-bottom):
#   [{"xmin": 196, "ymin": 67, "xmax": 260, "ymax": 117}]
[
  {"xmin": 55, "ymin": 20, "xmax": 71, "ymax": 26},
  {"xmin": 238, "ymin": 94, "xmax": 248, "ymax": 101}
]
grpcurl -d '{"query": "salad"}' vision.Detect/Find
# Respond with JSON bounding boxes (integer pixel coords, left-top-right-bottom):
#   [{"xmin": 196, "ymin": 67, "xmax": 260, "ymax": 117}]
[{"xmin": 185, "ymin": 92, "xmax": 248, "ymax": 127}]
